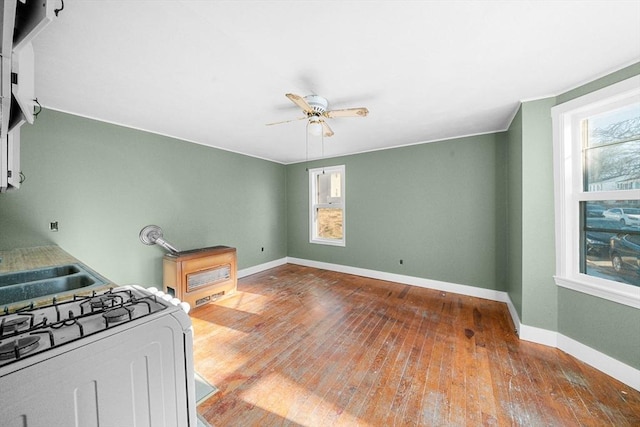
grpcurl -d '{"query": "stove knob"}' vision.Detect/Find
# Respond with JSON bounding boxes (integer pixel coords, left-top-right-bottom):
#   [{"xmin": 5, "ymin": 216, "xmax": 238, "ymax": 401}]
[
  {"xmin": 161, "ymin": 294, "xmax": 173, "ymax": 302},
  {"xmin": 179, "ymin": 301, "xmax": 191, "ymax": 314},
  {"xmin": 147, "ymin": 287, "xmax": 159, "ymax": 294}
]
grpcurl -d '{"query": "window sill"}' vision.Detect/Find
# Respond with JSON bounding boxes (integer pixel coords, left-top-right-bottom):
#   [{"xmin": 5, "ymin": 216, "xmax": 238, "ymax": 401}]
[
  {"xmin": 554, "ymin": 275, "xmax": 640, "ymax": 309},
  {"xmin": 310, "ymin": 238, "xmax": 346, "ymax": 247}
]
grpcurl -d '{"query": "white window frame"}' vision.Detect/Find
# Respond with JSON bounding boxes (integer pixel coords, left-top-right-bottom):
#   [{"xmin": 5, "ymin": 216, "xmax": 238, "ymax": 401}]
[
  {"xmin": 551, "ymin": 75, "xmax": 640, "ymax": 309},
  {"xmin": 309, "ymin": 165, "xmax": 346, "ymax": 247}
]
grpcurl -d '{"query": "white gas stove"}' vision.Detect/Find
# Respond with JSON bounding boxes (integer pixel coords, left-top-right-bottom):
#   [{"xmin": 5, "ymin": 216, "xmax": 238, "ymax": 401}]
[{"xmin": 0, "ymin": 285, "xmax": 197, "ymax": 426}]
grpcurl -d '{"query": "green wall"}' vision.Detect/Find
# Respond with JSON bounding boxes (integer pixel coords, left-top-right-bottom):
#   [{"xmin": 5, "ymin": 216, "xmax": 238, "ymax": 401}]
[
  {"xmin": 556, "ymin": 62, "xmax": 640, "ymax": 105},
  {"xmin": 286, "ymin": 133, "xmax": 508, "ymax": 291},
  {"xmin": 506, "ymin": 106, "xmax": 523, "ymax": 317},
  {"xmin": 521, "ymin": 98, "xmax": 558, "ymax": 330},
  {"xmin": 0, "ymin": 109, "xmax": 287, "ymax": 285},
  {"xmin": 507, "ymin": 98, "xmax": 562, "ymax": 331},
  {"xmin": 553, "ymin": 63, "xmax": 640, "ymax": 368},
  {"xmin": 559, "ymin": 288, "xmax": 640, "ymax": 368}
]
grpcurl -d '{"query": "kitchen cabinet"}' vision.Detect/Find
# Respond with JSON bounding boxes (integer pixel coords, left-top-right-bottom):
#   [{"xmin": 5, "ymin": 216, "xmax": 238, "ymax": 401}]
[{"xmin": 1, "ymin": 0, "xmax": 56, "ymax": 192}]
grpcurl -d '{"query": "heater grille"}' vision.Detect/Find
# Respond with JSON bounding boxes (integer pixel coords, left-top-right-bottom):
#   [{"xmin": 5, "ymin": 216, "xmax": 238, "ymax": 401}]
[{"xmin": 187, "ymin": 265, "xmax": 231, "ymax": 292}]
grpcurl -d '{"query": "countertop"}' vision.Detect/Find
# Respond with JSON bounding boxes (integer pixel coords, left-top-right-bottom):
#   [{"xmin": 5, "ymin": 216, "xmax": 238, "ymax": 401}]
[
  {"xmin": 0, "ymin": 245, "xmax": 79, "ymax": 273},
  {"xmin": 0, "ymin": 245, "xmax": 118, "ymax": 312}
]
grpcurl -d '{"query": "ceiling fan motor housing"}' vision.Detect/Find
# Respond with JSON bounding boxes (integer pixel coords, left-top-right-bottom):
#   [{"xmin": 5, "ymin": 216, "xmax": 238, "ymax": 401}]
[{"xmin": 304, "ymin": 95, "xmax": 328, "ymax": 115}]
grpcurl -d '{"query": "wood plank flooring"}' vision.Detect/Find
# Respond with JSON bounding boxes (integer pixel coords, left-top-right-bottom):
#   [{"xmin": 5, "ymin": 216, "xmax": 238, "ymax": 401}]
[{"xmin": 192, "ymin": 264, "xmax": 640, "ymax": 426}]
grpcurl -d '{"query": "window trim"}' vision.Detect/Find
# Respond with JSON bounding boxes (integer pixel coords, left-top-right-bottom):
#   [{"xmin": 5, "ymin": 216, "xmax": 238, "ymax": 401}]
[
  {"xmin": 309, "ymin": 164, "xmax": 346, "ymax": 247},
  {"xmin": 551, "ymin": 75, "xmax": 640, "ymax": 309}
]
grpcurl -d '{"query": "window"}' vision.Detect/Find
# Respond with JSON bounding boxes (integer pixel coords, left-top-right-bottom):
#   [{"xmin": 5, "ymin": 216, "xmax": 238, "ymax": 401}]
[
  {"xmin": 552, "ymin": 75, "xmax": 640, "ymax": 308},
  {"xmin": 309, "ymin": 165, "xmax": 345, "ymax": 246}
]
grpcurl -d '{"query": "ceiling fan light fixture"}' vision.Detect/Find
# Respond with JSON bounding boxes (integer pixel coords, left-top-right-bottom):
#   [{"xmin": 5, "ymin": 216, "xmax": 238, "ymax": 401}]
[{"xmin": 308, "ymin": 118, "xmax": 323, "ymax": 136}]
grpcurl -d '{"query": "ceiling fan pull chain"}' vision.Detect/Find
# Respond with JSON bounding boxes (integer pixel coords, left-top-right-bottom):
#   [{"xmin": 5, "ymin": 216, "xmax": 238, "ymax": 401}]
[{"xmin": 305, "ymin": 120, "xmax": 310, "ymax": 172}]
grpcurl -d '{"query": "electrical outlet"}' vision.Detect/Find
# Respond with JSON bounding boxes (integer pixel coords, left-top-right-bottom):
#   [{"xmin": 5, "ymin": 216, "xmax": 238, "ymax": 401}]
[
  {"xmin": 261, "ymin": 247, "xmax": 264, "ymax": 252},
  {"xmin": 49, "ymin": 221, "xmax": 59, "ymax": 232},
  {"xmin": 399, "ymin": 259, "xmax": 403, "ymax": 265}
]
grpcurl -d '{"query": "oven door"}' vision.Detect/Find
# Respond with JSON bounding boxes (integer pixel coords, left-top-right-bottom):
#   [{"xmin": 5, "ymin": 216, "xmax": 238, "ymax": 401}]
[{"xmin": 0, "ymin": 311, "xmax": 196, "ymax": 427}]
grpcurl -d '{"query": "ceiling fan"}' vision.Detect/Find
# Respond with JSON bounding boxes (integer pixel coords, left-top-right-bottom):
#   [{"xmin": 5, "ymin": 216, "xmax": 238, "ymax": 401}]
[{"xmin": 267, "ymin": 93, "xmax": 369, "ymax": 137}]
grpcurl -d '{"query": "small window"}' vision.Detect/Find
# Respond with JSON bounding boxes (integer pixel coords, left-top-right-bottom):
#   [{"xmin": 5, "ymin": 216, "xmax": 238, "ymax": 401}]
[{"xmin": 309, "ymin": 165, "xmax": 345, "ymax": 246}]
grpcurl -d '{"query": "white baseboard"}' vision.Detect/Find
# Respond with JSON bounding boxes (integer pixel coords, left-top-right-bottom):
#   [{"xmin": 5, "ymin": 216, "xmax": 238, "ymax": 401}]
[
  {"xmin": 287, "ymin": 257, "xmax": 511, "ymax": 302},
  {"xmin": 504, "ymin": 298, "xmax": 522, "ymax": 336},
  {"xmin": 240, "ymin": 257, "xmax": 639, "ymax": 391},
  {"xmin": 519, "ymin": 323, "xmax": 559, "ymax": 348},
  {"xmin": 556, "ymin": 334, "xmax": 640, "ymax": 391},
  {"xmin": 519, "ymin": 323, "xmax": 639, "ymax": 390},
  {"xmin": 237, "ymin": 257, "xmax": 287, "ymax": 279}
]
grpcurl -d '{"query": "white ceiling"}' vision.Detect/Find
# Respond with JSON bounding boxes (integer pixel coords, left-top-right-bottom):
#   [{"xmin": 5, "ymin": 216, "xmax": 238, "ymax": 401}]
[{"xmin": 31, "ymin": 0, "xmax": 640, "ymax": 164}]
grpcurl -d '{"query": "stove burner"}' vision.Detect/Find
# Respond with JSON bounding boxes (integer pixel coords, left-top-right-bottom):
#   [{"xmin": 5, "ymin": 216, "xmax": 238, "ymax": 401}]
[
  {"xmin": 89, "ymin": 295, "xmax": 119, "ymax": 309},
  {"xmin": 1, "ymin": 316, "xmax": 30, "ymax": 333},
  {"xmin": 0, "ymin": 335, "xmax": 41, "ymax": 360},
  {"xmin": 102, "ymin": 307, "xmax": 133, "ymax": 324},
  {"xmin": 0, "ymin": 286, "xmax": 170, "ymax": 368}
]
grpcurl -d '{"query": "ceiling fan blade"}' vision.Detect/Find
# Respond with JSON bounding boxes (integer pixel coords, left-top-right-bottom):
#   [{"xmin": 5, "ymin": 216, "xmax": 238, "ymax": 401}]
[
  {"xmin": 286, "ymin": 93, "xmax": 314, "ymax": 114},
  {"xmin": 324, "ymin": 107, "xmax": 369, "ymax": 119},
  {"xmin": 265, "ymin": 116, "xmax": 307, "ymax": 126},
  {"xmin": 321, "ymin": 120, "xmax": 334, "ymax": 137}
]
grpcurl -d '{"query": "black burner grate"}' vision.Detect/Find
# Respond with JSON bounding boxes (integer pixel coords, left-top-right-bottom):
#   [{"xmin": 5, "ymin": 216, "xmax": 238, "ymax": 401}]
[{"xmin": 0, "ymin": 287, "xmax": 169, "ymax": 367}]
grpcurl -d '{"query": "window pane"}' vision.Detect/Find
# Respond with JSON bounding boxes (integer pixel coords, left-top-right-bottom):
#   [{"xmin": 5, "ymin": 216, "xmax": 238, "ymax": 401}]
[
  {"xmin": 582, "ymin": 201, "xmax": 640, "ymax": 286},
  {"xmin": 584, "ymin": 141, "xmax": 640, "ymax": 191},
  {"xmin": 309, "ymin": 165, "xmax": 345, "ymax": 246},
  {"xmin": 316, "ymin": 172, "xmax": 342, "ymax": 204},
  {"xmin": 583, "ymin": 103, "xmax": 640, "ymax": 192},
  {"xmin": 317, "ymin": 207, "xmax": 343, "ymax": 239}
]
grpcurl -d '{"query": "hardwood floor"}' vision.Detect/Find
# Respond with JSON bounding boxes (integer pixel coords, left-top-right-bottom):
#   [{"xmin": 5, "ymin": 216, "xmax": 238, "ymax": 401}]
[{"xmin": 192, "ymin": 264, "xmax": 640, "ymax": 426}]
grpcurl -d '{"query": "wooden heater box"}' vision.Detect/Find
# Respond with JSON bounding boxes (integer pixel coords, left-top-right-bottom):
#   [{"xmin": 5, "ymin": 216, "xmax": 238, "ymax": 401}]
[{"xmin": 163, "ymin": 246, "xmax": 237, "ymax": 310}]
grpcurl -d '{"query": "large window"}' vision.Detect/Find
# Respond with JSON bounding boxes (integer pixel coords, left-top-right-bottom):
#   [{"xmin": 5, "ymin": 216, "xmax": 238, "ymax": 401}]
[
  {"xmin": 309, "ymin": 165, "xmax": 345, "ymax": 246},
  {"xmin": 552, "ymin": 76, "xmax": 640, "ymax": 308}
]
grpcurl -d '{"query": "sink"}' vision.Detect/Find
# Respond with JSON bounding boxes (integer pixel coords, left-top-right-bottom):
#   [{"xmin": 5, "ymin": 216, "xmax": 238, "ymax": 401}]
[
  {"xmin": 0, "ymin": 264, "xmax": 81, "ymax": 286},
  {"xmin": 0, "ymin": 264, "xmax": 109, "ymax": 307}
]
